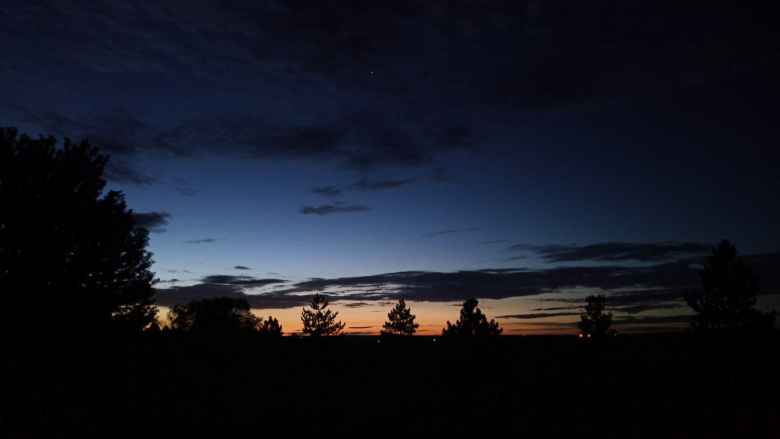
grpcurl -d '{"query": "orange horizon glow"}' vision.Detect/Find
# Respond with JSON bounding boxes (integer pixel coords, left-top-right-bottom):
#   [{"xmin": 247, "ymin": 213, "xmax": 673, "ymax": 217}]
[{"xmin": 157, "ymin": 297, "xmax": 588, "ymax": 336}]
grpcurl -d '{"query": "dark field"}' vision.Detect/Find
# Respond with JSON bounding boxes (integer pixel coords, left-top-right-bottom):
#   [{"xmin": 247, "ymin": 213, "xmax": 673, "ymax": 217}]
[{"xmin": 5, "ymin": 333, "xmax": 778, "ymax": 436}]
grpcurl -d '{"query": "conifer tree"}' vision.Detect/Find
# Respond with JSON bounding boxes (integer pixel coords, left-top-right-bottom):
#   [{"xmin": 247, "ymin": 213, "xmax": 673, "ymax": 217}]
[
  {"xmin": 686, "ymin": 240, "xmax": 776, "ymax": 331},
  {"xmin": 300, "ymin": 294, "xmax": 345, "ymax": 336},
  {"xmin": 578, "ymin": 295, "xmax": 614, "ymax": 339},
  {"xmin": 381, "ymin": 298, "xmax": 419, "ymax": 336},
  {"xmin": 442, "ymin": 298, "xmax": 502, "ymax": 337}
]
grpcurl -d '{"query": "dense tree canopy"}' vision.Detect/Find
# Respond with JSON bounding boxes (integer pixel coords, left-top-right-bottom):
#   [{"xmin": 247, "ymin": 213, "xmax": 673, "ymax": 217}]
[
  {"xmin": 168, "ymin": 297, "xmax": 260, "ymax": 333},
  {"xmin": 0, "ymin": 128, "xmax": 157, "ymax": 334},
  {"xmin": 686, "ymin": 240, "xmax": 776, "ymax": 331},
  {"xmin": 258, "ymin": 316, "xmax": 283, "ymax": 337},
  {"xmin": 442, "ymin": 298, "xmax": 502, "ymax": 337}
]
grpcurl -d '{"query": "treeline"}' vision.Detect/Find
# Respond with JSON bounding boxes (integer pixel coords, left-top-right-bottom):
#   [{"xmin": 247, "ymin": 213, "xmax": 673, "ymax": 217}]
[{"xmin": 155, "ymin": 294, "xmax": 502, "ymax": 338}]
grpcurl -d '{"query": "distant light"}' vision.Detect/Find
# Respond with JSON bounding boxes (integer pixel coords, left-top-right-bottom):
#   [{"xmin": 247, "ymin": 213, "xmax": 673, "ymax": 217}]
[
  {"xmin": 432, "ymin": 338, "xmax": 437, "ymax": 342},
  {"xmin": 377, "ymin": 339, "xmax": 381, "ymax": 343}
]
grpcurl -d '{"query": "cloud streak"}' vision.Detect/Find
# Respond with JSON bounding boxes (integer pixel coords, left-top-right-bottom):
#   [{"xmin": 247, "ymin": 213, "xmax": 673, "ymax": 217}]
[
  {"xmin": 185, "ymin": 238, "xmax": 216, "ymax": 244},
  {"xmin": 312, "ymin": 186, "xmax": 343, "ymax": 197},
  {"xmin": 424, "ymin": 227, "xmax": 480, "ymax": 238},
  {"xmin": 200, "ymin": 275, "xmax": 287, "ymax": 287},
  {"xmin": 511, "ymin": 242, "xmax": 711, "ymax": 263},
  {"xmin": 350, "ymin": 177, "xmax": 417, "ymax": 191},
  {"xmin": 301, "ymin": 204, "xmax": 371, "ymax": 215}
]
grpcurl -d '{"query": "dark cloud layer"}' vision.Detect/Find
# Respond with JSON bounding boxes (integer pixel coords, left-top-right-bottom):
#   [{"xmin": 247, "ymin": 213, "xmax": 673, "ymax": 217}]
[{"xmin": 512, "ymin": 242, "xmax": 711, "ymax": 263}]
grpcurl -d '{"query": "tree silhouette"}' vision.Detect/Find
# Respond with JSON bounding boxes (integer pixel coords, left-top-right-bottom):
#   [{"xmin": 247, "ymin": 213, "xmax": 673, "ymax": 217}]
[
  {"xmin": 578, "ymin": 295, "xmax": 615, "ymax": 339},
  {"xmin": 168, "ymin": 297, "xmax": 260, "ymax": 333},
  {"xmin": 442, "ymin": 298, "xmax": 502, "ymax": 336},
  {"xmin": 381, "ymin": 298, "xmax": 419, "ymax": 336},
  {"xmin": 258, "ymin": 316, "xmax": 283, "ymax": 336},
  {"xmin": 0, "ymin": 128, "xmax": 157, "ymax": 334},
  {"xmin": 300, "ymin": 294, "xmax": 345, "ymax": 336},
  {"xmin": 686, "ymin": 240, "xmax": 776, "ymax": 331}
]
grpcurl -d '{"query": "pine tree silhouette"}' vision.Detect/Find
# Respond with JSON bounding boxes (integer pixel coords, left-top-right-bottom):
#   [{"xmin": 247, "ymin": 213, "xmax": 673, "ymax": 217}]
[
  {"xmin": 686, "ymin": 240, "xmax": 776, "ymax": 331},
  {"xmin": 381, "ymin": 298, "xmax": 419, "ymax": 336},
  {"xmin": 300, "ymin": 294, "xmax": 345, "ymax": 336},
  {"xmin": 258, "ymin": 316, "xmax": 283, "ymax": 336},
  {"xmin": 0, "ymin": 128, "xmax": 157, "ymax": 335},
  {"xmin": 578, "ymin": 295, "xmax": 615, "ymax": 339},
  {"xmin": 442, "ymin": 298, "xmax": 502, "ymax": 336}
]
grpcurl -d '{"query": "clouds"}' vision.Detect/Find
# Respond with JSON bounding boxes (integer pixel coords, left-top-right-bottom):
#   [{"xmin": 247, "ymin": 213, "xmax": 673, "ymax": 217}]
[
  {"xmin": 312, "ymin": 186, "xmax": 342, "ymax": 197},
  {"xmin": 234, "ymin": 265, "xmax": 251, "ymax": 270},
  {"xmin": 5, "ymin": 1, "xmax": 776, "ymax": 173},
  {"xmin": 154, "ymin": 253, "xmax": 778, "ymax": 333},
  {"xmin": 496, "ymin": 312, "xmax": 580, "ymax": 320},
  {"xmin": 105, "ymin": 158, "xmax": 157, "ymax": 185},
  {"xmin": 424, "ymin": 227, "xmax": 481, "ymax": 238},
  {"xmin": 350, "ymin": 177, "xmax": 418, "ymax": 191},
  {"xmin": 301, "ymin": 203, "xmax": 371, "ymax": 215},
  {"xmin": 200, "ymin": 275, "xmax": 286, "ymax": 287},
  {"xmin": 185, "ymin": 238, "xmax": 216, "ymax": 244},
  {"xmin": 247, "ymin": 260, "xmax": 704, "ymax": 303},
  {"xmin": 131, "ymin": 211, "xmax": 171, "ymax": 233},
  {"xmin": 511, "ymin": 242, "xmax": 711, "ymax": 263}
]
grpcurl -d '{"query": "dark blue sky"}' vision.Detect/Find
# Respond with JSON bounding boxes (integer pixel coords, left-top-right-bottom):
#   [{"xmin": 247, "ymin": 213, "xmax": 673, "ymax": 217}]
[{"xmin": 2, "ymin": 1, "xmax": 778, "ymax": 332}]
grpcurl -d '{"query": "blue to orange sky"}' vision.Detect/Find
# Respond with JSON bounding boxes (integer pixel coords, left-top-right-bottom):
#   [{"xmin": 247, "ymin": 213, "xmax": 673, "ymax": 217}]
[{"xmin": 2, "ymin": 1, "xmax": 778, "ymax": 333}]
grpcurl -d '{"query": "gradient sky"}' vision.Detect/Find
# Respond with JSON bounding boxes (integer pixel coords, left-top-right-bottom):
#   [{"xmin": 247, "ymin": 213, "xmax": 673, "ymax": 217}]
[{"xmin": 2, "ymin": 1, "xmax": 778, "ymax": 333}]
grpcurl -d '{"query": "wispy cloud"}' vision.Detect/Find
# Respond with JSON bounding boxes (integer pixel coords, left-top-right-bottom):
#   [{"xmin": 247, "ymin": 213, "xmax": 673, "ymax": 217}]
[
  {"xmin": 312, "ymin": 186, "xmax": 343, "ymax": 197},
  {"xmin": 424, "ymin": 227, "xmax": 480, "ymax": 238},
  {"xmin": 234, "ymin": 265, "xmax": 251, "ymax": 270},
  {"xmin": 200, "ymin": 275, "xmax": 286, "ymax": 287},
  {"xmin": 481, "ymin": 240, "xmax": 509, "ymax": 245},
  {"xmin": 301, "ymin": 204, "xmax": 371, "ymax": 215},
  {"xmin": 105, "ymin": 159, "xmax": 157, "ymax": 185},
  {"xmin": 496, "ymin": 312, "xmax": 580, "ymax": 319},
  {"xmin": 185, "ymin": 238, "xmax": 216, "ymax": 244},
  {"xmin": 510, "ymin": 241, "xmax": 711, "ymax": 263},
  {"xmin": 131, "ymin": 211, "xmax": 171, "ymax": 233},
  {"xmin": 350, "ymin": 177, "xmax": 417, "ymax": 191}
]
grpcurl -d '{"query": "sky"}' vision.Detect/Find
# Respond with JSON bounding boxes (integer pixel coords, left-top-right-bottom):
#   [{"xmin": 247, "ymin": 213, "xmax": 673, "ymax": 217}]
[{"xmin": 2, "ymin": 1, "xmax": 779, "ymax": 334}]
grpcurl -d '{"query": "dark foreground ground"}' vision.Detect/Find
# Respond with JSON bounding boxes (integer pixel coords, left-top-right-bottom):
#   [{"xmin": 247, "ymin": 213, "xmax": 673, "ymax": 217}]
[{"xmin": 4, "ymin": 333, "xmax": 779, "ymax": 436}]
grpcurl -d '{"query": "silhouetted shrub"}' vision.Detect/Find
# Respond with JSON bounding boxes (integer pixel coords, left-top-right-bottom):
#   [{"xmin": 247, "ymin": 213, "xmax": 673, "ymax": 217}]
[
  {"xmin": 578, "ymin": 295, "xmax": 615, "ymax": 339},
  {"xmin": 442, "ymin": 298, "xmax": 502, "ymax": 336},
  {"xmin": 0, "ymin": 128, "xmax": 157, "ymax": 335},
  {"xmin": 686, "ymin": 240, "xmax": 776, "ymax": 332},
  {"xmin": 300, "ymin": 294, "xmax": 345, "ymax": 336},
  {"xmin": 381, "ymin": 298, "xmax": 419, "ymax": 336},
  {"xmin": 168, "ymin": 297, "xmax": 259, "ymax": 333}
]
